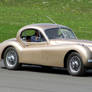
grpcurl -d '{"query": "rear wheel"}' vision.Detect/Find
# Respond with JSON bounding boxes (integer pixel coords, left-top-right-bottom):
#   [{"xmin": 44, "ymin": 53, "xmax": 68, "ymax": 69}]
[
  {"xmin": 4, "ymin": 47, "xmax": 20, "ymax": 70},
  {"xmin": 67, "ymin": 52, "xmax": 85, "ymax": 76}
]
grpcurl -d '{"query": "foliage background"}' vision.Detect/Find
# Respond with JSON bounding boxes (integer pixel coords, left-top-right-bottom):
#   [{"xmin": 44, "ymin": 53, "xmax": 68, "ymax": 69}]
[{"xmin": 0, "ymin": 0, "xmax": 92, "ymax": 41}]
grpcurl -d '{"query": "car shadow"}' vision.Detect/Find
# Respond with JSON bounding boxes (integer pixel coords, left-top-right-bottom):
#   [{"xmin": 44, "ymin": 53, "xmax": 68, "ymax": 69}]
[
  {"xmin": 84, "ymin": 70, "xmax": 92, "ymax": 77},
  {"xmin": 21, "ymin": 65, "xmax": 69, "ymax": 75},
  {"xmin": 1, "ymin": 64, "xmax": 92, "ymax": 77}
]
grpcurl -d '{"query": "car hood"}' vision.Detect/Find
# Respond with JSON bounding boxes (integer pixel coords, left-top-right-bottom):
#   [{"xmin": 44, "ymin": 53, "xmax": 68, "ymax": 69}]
[{"xmin": 50, "ymin": 39, "xmax": 92, "ymax": 50}]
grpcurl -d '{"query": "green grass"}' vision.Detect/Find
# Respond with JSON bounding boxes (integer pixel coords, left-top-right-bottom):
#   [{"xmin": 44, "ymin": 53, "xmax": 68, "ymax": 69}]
[{"xmin": 0, "ymin": 0, "xmax": 92, "ymax": 42}]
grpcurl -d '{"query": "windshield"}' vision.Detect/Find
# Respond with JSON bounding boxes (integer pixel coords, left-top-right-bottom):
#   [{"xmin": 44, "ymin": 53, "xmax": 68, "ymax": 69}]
[{"xmin": 45, "ymin": 28, "xmax": 76, "ymax": 39}]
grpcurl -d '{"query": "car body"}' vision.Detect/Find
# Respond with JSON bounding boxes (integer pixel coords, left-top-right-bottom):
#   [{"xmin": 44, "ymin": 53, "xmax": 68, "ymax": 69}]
[{"xmin": 0, "ymin": 23, "xmax": 92, "ymax": 76}]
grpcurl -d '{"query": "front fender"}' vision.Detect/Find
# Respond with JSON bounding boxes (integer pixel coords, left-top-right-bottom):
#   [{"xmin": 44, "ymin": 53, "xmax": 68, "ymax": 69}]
[{"xmin": 65, "ymin": 44, "xmax": 92, "ymax": 67}]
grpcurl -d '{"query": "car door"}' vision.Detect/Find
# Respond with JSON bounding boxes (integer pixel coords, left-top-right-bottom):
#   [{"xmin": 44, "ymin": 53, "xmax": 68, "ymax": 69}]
[{"xmin": 22, "ymin": 42, "xmax": 49, "ymax": 65}]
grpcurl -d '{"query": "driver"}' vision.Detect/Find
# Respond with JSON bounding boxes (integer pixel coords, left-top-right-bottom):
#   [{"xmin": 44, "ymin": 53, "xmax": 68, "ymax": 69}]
[{"xmin": 31, "ymin": 31, "xmax": 41, "ymax": 42}]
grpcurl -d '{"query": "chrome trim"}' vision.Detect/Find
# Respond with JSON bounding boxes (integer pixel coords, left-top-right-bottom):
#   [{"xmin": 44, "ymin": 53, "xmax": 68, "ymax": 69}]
[{"xmin": 88, "ymin": 59, "xmax": 92, "ymax": 63}]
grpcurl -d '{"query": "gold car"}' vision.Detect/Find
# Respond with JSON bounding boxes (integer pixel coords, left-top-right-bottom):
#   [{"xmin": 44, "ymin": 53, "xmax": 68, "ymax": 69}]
[{"xmin": 0, "ymin": 23, "xmax": 92, "ymax": 76}]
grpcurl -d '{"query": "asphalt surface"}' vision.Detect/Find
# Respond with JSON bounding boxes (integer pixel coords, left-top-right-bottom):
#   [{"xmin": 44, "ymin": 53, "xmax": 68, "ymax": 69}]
[{"xmin": 0, "ymin": 61, "xmax": 92, "ymax": 92}]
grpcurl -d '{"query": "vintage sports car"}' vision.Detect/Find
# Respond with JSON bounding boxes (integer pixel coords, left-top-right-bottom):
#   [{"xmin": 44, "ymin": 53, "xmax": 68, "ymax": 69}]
[{"xmin": 0, "ymin": 23, "xmax": 92, "ymax": 76}]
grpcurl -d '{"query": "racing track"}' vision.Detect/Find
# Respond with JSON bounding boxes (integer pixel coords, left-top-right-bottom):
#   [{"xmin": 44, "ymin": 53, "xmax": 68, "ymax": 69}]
[{"xmin": 0, "ymin": 61, "xmax": 92, "ymax": 92}]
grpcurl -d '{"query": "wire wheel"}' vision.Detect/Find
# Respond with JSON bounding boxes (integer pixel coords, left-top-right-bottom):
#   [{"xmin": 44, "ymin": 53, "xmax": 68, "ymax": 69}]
[
  {"xmin": 69, "ymin": 56, "xmax": 81, "ymax": 73},
  {"xmin": 4, "ymin": 47, "xmax": 20, "ymax": 70},
  {"xmin": 6, "ymin": 50, "xmax": 17, "ymax": 67},
  {"xmin": 67, "ymin": 52, "xmax": 85, "ymax": 76}
]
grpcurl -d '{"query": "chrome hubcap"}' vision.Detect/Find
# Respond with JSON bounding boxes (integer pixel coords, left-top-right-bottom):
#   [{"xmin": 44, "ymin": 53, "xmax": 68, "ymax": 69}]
[
  {"xmin": 6, "ymin": 50, "xmax": 17, "ymax": 67},
  {"xmin": 69, "ymin": 56, "xmax": 81, "ymax": 73}
]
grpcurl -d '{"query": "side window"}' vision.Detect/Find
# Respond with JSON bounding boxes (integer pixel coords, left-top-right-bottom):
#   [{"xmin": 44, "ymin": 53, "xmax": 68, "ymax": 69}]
[{"xmin": 21, "ymin": 29, "xmax": 46, "ymax": 42}]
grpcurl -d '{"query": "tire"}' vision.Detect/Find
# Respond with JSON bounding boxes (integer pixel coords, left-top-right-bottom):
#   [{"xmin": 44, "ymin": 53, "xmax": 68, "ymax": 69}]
[
  {"xmin": 67, "ymin": 52, "xmax": 85, "ymax": 76},
  {"xmin": 4, "ymin": 47, "xmax": 20, "ymax": 70}
]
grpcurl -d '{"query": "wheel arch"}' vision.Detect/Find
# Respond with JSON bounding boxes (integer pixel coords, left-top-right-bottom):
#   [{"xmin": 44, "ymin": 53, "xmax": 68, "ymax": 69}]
[
  {"xmin": 64, "ymin": 50, "xmax": 78, "ymax": 68},
  {"xmin": 1, "ymin": 45, "xmax": 16, "ymax": 59}
]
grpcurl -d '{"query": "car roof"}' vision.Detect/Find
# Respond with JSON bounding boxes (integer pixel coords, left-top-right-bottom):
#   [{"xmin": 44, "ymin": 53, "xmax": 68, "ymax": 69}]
[{"xmin": 22, "ymin": 23, "xmax": 70, "ymax": 30}]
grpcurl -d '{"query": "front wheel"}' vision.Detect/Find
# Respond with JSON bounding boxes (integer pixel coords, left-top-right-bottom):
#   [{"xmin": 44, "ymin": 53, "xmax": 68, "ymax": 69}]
[
  {"xmin": 4, "ymin": 47, "xmax": 20, "ymax": 70},
  {"xmin": 67, "ymin": 52, "xmax": 85, "ymax": 76}
]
